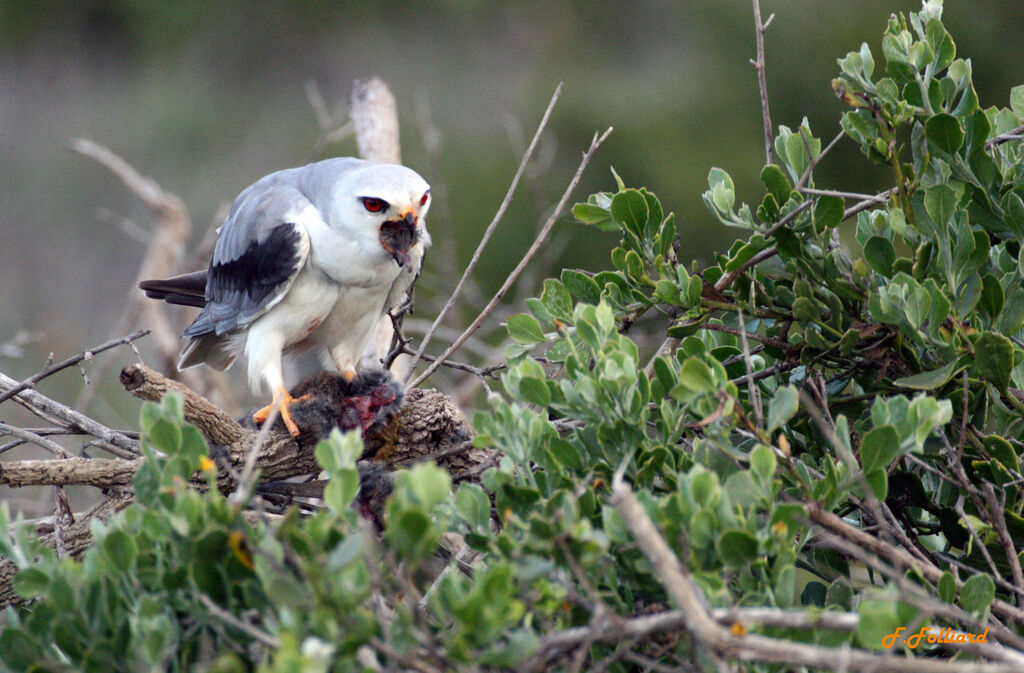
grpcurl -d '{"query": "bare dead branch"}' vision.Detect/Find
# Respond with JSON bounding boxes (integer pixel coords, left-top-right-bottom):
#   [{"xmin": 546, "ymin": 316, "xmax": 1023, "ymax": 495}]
[
  {"xmin": 982, "ymin": 483, "xmax": 1024, "ymax": 601},
  {"xmin": 0, "ymin": 456, "xmax": 139, "ymax": 487},
  {"xmin": 411, "ymin": 125, "xmax": 613, "ymax": 388},
  {"xmin": 0, "ymin": 422, "xmax": 71, "ymax": 458},
  {"xmin": 986, "ymin": 124, "xmax": 1024, "ymax": 148},
  {"xmin": 351, "ymin": 77, "xmax": 402, "ymax": 165},
  {"xmin": 404, "ymin": 83, "xmax": 564, "ymax": 382},
  {"xmin": 0, "ymin": 371, "xmax": 139, "ymax": 454},
  {"xmin": 120, "ymin": 363, "xmax": 245, "ymax": 446},
  {"xmin": 198, "ymin": 593, "xmax": 281, "ymax": 648},
  {"xmin": 0, "ymin": 329, "xmax": 149, "ymax": 407},
  {"xmin": 69, "ymin": 137, "xmax": 202, "ymax": 409},
  {"xmin": 750, "ymin": 0, "xmax": 775, "ymax": 165}
]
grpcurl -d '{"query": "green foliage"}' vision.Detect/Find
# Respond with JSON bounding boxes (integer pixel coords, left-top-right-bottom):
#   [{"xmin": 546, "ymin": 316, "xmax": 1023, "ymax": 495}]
[
  {"xmin": 0, "ymin": 398, "xmax": 460, "ymax": 672},
  {"xmin": 3, "ymin": 2, "xmax": 1024, "ymax": 670}
]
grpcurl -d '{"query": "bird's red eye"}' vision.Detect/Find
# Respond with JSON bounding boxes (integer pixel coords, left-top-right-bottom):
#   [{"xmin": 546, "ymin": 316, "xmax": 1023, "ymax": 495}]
[
  {"xmin": 361, "ymin": 197, "xmax": 386, "ymax": 213},
  {"xmin": 420, "ymin": 191, "xmax": 430, "ymax": 206}
]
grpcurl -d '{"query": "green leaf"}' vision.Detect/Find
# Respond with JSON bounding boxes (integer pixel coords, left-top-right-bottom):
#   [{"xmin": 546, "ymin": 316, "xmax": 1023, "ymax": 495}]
[
  {"xmin": 925, "ymin": 113, "xmax": 965, "ymax": 154},
  {"xmin": 1001, "ymin": 192, "xmax": 1024, "ymax": 238},
  {"xmin": 1011, "ymin": 84, "xmax": 1024, "ymax": 120},
  {"xmin": 856, "ymin": 600, "xmax": 904, "ymax": 650},
  {"xmin": 905, "ymin": 287, "xmax": 931, "ymax": 329},
  {"xmin": 894, "ymin": 359, "xmax": 961, "ymax": 390},
  {"xmin": 389, "ymin": 509, "xmax": 434, "ymax": 559},
  {"xmin": 975, "ymin": 331, "xmax": 1013, "ymax": 392},
  {"xmin": 766, "ymin": 384, "xmax": 799, "ymax": 432},
  {"xmin": 602, "ymin": 505, "xmax": 630, "ymax": 544},
  {"xmin": 101, "ymin": 530, "xmax": 137, "ymax": 570},
  {"xmin": 937, "ymin": 571, "xmax": 957, "ymax": 603},
  {"xmin": 315, "ymin": 429, "xmax": 363, "ymax": 476},
  {"xmin": 792, "ymin": 297, "xmax": 819, "ymax": 322},
  {"xmin": 147, "ymin": 418, "xmax": 182, "ymax": 453},
  {"xmin": 801, "ymin": 581, "xmax": 827, "ymax": 607},
  {"xmin": 749, "ymin": 444, "xmax": 777, "ymax": 481},
  {"xmin": 540, "ymin": 279, "xmax": 573, "ymax": 323},
  {"xmin": 507, "ymin": 314, "xmax": 548, "ymax": 345},
  {"xmin": 12, "ymin": 568, "xmax": 49, "ymax": 599},
  {"xmin": 984, "ymin": 435, "xmax": 1019, "ymax": 473},
  {"xmin": 406, "ymin": 463, "xmax": 453, "ymax": 509},
  {"xmin": 518, "ymin": 377, "xmax": 551, "ymax": 407},
  {"xmin": 561, "ymin": 269, "xmax": 601, "ymax": 305},
  {"xmin": 864, "ymin": 469, "xmax": 888, "ymax": 500},
  {"xmin": 863, "ymin": 236, "xmax": 896, "ymax": 276},
  {"xmin": 673, "ymin": 357, "xmax": 718, "ymax": 397},
  {"xmin": 814, "ymin": 195, "xmax": 844, "ymax": 232},
  {"xmin": 610, "ymin": 189, "xmax": 650, "ymax": 239},
  {"xmin": 997, "ymin": 284, "xmax": 1024, "ymax": 335},
  {"xmin": 760, "ymin": 164, "xmax": 792, "ymax": 203},
  {"xmin": 960, "ymin": 574, "xmax": 995, "ymax": 614},
  {"xmin": 323, "ymin": 469, "xmax": 360, "ymax": 512},
  {"xmin": 861, "ymin": 425, "xmax": 901, "ymax": 473},
  {"xmin": 455, "ymin": 483, "xmax": 492, "ymax": 531},
  {"xmin": 717, "ymin": 529, "xmax": 759, "ymax": 567},
  {"xmin": 924, "ymin": 184, "xmax": 956, "ymax": 228},
  {"xmin": 979, "ymin": 274, "xmax": 1005, "ymax": 321},
  {"xmin": 690, "ymin": 471, "xmax": 720, "ymax": 507},
  {"xmin": 573, "ymin": 202, "xmax": 616, "ymax": 231},
  {"xmin": 0, "ymin": 629, "xmax": 40, "ymax": 671}
]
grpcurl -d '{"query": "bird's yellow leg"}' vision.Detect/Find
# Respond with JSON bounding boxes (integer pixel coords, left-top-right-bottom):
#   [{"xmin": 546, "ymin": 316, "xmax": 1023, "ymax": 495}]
[{"xmin": 252, "ymin": 386, "xmax": 310, "ymax": 437}]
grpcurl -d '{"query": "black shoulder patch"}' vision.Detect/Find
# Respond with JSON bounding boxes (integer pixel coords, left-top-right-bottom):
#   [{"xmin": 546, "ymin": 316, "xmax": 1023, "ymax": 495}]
[{"xmin": 184, "ymin": 223, "xmax": 303, "ymax": 337}]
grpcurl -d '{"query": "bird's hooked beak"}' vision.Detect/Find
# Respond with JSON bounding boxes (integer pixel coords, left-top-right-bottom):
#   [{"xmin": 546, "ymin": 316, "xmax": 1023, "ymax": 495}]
[{"xmin": 379, "ymin": 209, "xmax": 419, "ymax": 268}]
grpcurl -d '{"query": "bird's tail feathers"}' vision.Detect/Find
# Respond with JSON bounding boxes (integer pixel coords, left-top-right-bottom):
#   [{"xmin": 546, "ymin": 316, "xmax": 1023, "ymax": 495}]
[
  {"xmin": 139, "ymin": 271, "xmax": 208, "ymax": 308},
  {"xmin": 179, "ymin": 333, "xmax": 236, "ymax": 371}
]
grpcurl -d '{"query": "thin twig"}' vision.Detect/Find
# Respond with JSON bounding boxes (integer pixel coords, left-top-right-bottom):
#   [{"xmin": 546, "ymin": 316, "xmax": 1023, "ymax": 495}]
[
  {"xmin": 399, "ymin": 344, "xmax": 504, "ymax": 378},
  {"xmin": 799, "ymin": 186, "xmax": 889, "ymax": 202},
  {"xmin": 699, "ymin": 320, "xmax": 790, "ymax": 350},
  {"xmin": 0, "ymin": 422, "xmax": 70, "ymax": 458},
  {"xmin": 404, "ymin": 84, "xmax": 564, "ymax": 383},
  {"xmin": 843, "ymin": 187, "xmax": 898, "ymax": 223},
  {"xmin": 229, "ymin": 405, "xmax": 283, "ymax": 507},
  {"xmin": 763, "ymin": 199, "xmax": 813, "ymax": 237},
  {"xmin": 982, "ymin": 484, "xmax": 1024, "ymax": 602},
  {"xmin": 410, "ymin": 126, "xmax": 613, "ymax": 388},
  {"xmin": 750, "ymin": 0, "xmax": 775, "ymax": 165},
  {"xmin": 0, "ymin": 371, "xmax": 140, "ymax": 454},
  {"xmin": 986, "ymin": 124, "xmax": 1024, "ymax": 148},
  {"xmin": 198, "ymin": 593, "xmax": 280, "ymax": 648},
  {"xmin": 808, "ymin": 501, "xmax": 1024, "ymax": 631},
  {"xmin": 794, "ymin": 130, "xmax": 846, "ymax": 190},
  {"xmin": 714, "ymin": 246, "xmax": 778, "ymax": 292},
  {"xmin": 736, "ymin": 302, "xmax": 763, "ymax": 428},
  {"xmin": 956, "ymin": 500, "xmax": 1003, "ymax": 582},
  {"xmin": 0, "ymin": 330, "xmax": 149, "ymax": 407}
]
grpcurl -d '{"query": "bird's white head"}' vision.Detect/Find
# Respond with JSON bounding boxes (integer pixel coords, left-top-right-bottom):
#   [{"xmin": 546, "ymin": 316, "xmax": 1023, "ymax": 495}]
[{"xmin": 332, "ymin": 162, "xmax": 432, "ymax": 267}]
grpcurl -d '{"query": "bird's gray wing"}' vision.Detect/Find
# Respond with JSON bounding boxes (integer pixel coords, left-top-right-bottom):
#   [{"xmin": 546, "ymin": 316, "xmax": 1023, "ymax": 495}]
[{"xmin": 183, "ymin": 179, "xmax": 313, "ymax": 338}]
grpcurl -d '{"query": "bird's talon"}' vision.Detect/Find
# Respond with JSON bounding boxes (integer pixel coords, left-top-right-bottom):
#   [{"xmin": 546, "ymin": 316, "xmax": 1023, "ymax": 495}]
[{"xmin": 253, "ymin": 390, "xmax": 312, "ymax": 438}]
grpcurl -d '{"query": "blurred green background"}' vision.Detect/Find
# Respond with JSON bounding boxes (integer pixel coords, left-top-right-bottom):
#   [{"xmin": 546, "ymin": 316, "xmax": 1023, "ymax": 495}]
[{"xmin": 2, "ymin": 0, "xmax": 1023, "ymax": 411}]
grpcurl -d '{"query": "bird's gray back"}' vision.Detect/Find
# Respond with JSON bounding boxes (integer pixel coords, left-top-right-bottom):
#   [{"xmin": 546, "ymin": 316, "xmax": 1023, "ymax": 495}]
[{"xmin": 213, "ymin": 157, "xmax": 371, "ymax": 264}]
